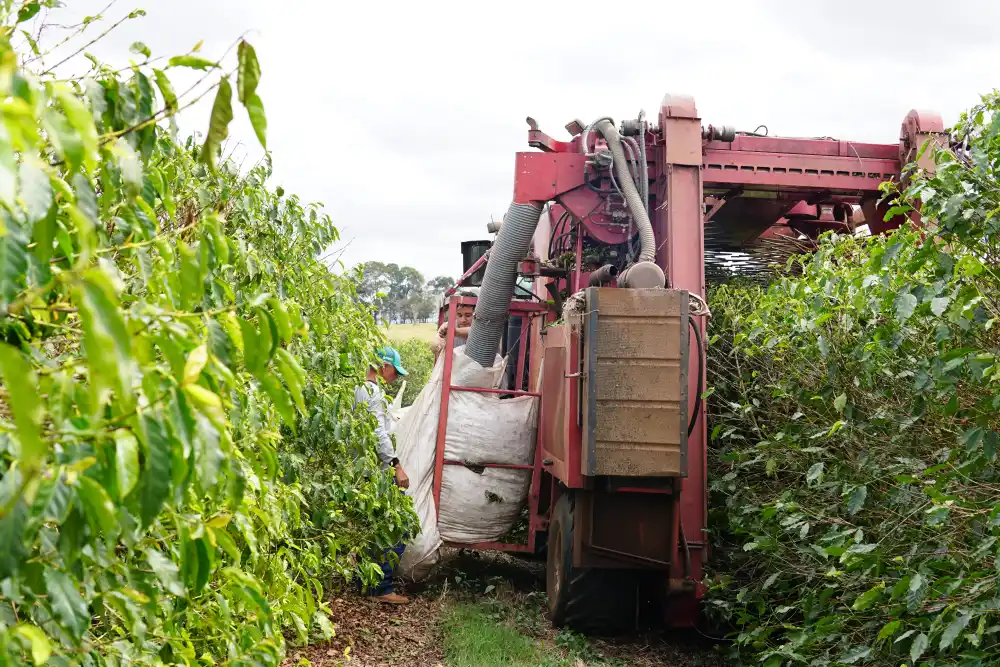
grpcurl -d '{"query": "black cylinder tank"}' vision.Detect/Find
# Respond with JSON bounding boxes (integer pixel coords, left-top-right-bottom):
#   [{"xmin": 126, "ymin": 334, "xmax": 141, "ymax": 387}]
[{"xmin": 460, "ymin": 240, "xmax": 492, "ymax": 287}]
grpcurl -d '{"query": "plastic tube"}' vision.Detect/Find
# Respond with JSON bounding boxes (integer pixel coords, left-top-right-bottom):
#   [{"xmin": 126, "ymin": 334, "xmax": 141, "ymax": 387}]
[{"xmin": 464, "ymin": 201, "xmax": 543, "ymax": 367}]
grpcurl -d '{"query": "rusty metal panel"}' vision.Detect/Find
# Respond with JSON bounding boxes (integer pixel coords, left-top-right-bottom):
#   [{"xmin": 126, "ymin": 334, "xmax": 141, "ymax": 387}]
[
  {"xmin": 572, "ymin": 488, "xmax": 675, "ymax": 569},
  {"xmin": 581, "ymin": 288, "xmax": 689, "ymax": 478}
]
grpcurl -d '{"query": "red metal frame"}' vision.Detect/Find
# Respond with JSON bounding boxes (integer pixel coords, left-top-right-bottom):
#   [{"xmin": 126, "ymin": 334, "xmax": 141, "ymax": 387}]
[
  {"xmin": 432, "ymin": 295, "xmax": 547, "ymax": 554},
  {"xmin": 444, "ymin": 252, "xmax": 490, "ymax": 297}
]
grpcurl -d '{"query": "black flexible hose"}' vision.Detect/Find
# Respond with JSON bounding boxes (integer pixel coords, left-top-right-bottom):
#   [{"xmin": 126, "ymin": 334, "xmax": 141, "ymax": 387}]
[
  {"xmin": 679, "ymin": 516, "xmax": 692, "ymax": 579},
  {"xmin": 680, "ymin": 314, "xmax": 705, "ymax": 582},
  {"xmin": 687, "ymin": 314, "xmax": 704, "ymax": 437}
]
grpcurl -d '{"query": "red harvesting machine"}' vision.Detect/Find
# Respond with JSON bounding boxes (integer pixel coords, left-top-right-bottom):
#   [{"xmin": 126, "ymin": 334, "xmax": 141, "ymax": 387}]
[{"xmin": 433, "ymin": 94, "xmax": 945, "ymax": 633}]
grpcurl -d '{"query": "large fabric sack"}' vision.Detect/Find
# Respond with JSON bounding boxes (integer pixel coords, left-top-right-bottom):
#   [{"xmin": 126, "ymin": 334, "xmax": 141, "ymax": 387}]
[{"xmin": 394, "ymin": 347, "xmax": 538, "ymax": 580}]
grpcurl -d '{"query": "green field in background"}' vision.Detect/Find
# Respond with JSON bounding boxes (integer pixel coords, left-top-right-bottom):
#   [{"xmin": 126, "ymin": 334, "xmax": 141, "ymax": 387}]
[{"xmin": 388, "ymin": 322, "xmax": 438, "ymax": 343}]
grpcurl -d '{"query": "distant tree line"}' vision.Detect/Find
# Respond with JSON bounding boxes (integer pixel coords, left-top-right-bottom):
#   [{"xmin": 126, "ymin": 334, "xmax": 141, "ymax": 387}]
[{"xmin": 356, "ymin": 261, "xmax": 455, "ymax": 324}]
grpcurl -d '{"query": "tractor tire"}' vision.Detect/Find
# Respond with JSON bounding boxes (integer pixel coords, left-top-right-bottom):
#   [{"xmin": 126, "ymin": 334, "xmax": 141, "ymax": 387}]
[{"xmin": 546, "ymin": 492, "xmax": 639, "ymax": 635}]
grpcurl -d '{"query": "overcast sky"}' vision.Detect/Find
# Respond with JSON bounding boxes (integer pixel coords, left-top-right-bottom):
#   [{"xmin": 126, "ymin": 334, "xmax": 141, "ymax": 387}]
[{"xmin": 34, "ymin": 0, "xmax": 1000, "ymax": 281}]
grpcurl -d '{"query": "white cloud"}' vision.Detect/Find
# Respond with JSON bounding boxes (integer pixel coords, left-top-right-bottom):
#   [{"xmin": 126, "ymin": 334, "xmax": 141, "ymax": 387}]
[{"xmin": 34, "ymin": 0, "xmax": 1000, "ymax": 281}]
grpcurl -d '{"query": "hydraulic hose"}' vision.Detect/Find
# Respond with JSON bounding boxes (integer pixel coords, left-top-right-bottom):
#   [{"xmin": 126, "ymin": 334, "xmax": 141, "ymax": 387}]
[
  {"xmin": 465, "ymin": 201, "xmax": 544, "ymax": 367},
  {"xmin": 594, "ymin": 119, "xmax": 655, "ymax": 264},
  {"xmin": 637, "ymin": 114, "xmax": 649, "ymax": 216},
  {"xmin": 687, "ymin": 315, "xmax": 704, "ymax": 437}
]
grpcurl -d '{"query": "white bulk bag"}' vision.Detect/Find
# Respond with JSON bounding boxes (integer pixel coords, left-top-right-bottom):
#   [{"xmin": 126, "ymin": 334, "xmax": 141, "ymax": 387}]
[{"xmin": 394, "ymin": 347, "xmax": 538, "ymax": 580}]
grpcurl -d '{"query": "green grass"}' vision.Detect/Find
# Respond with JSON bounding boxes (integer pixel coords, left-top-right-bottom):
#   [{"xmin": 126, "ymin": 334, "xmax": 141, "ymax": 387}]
[
  {"xmin": 442, "ymin": 602, "xmax": 546, "ymax": 667},
  {"xmin": 440, "ymin": 598, "xmax": 627, "ymax": 667},
  {"xmin": 387, "ymin": 321, "xmax": 438, "ymax": 343}
]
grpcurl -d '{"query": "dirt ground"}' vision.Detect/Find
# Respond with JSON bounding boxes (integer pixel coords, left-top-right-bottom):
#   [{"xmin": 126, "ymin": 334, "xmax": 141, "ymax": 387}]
[
  {"xmin": 283, "ymin": 550, "xmax": 725, "ymax": 667},
  {"xmin": 285, "ymin": 593, "xmax": 446, "ymax": 667}
]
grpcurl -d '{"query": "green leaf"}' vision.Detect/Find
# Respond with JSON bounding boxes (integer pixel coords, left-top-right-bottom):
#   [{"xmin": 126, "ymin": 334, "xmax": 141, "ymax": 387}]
[
  {"xmin": 193, "ymin": 537, "xmax": 214, "ymax": 593},
  {"xmin": 314, "ymin": 612, "xmax": 336, "ymax": 640},
  {"xmin": 53, "ymin": 83, "xmax": 99, "ymax": 173},
  {"xmin": 167, "ymin": 55, "xmax": 218, "ymax": 70},
  {"xmin": 77, "ymin": 267, "xmax": 134, "ymax": 411},
  {"xmin": 907, "ymin": 572, "xmax": 927, "ymax": 611},
  {"xmin": 0, "ymin": 122, "xmax": 17, "ymax": 208},
  {"xmin": 13, "ymin": 624, "xmax": 51, "ymax": 665},
  {"xmin": 184, "ymin": 384, "xmax": 227, "ymax": 433},
  {"xmin": 16, "ymin": 2, "xmax": 40, "ymax": 23},
  {"xmin": 114, "ymin": 429, "xmax": 140, "ymax": 499},
  {"xmin": 20, "ymin": 29, "xmax": 39, "ymax": 56},
  {"xmin": 236, "ymin": 40, "xmax": 261, "ymax": 104},
  {"xmin": 77, "ymin": 476, "xmax": 118, "ymax": 541},
  {"xmin": 847, "ymin": 485, "xmax": 867, "ymax": 515},
  {"xmin": 138, "ymin": 415, "xmax": 172, "ymax": 528},
  {"xmin": 239, "ymin": 318, "xmax": 261, "ymax": 373},
  {"xmin": 909, "ymin": 632, "xmax": 928, "ymax": 663},
  {"xmin": 18, "ymin": 159, "xmax": 51, "ymax": 223},
  {"xmin": 129, "ymin": 41, "xmax": 151, "ymax": 58},
  {"xmin": 275, "ymin": 348, "xmax": 306, "ymax": 413},
  {"xmin": 877, "ymin": 620, "xmax": 901, "ymax": 641},
  {"xmin": 267, "ymin": 298, "xmax": 292, "ymax": 342},
  {"xmin": 144, "ymin": 547, "xmax": 186, "ymax": 597},
  {"xmin": 940, "ymin": 612, "xmax": 972, "ymax": 650},
  {"xmin": 261, "ymin": 374, "xmax": 297, "ymax": 432},
  {"xmin": 257, "ymin": 308, "xmax": 278, "ymax": 366},
  {"xmin": 0, "ymin": 344, "xmax": 46, "ymax": 471},
  {"xmin": 806, "ymin": 461, "xmax": 824, "ymax": 485},
  {"xmin": 212, "ymin": 526, "xmax": 241, "ymax": 565},
  {"xmin": 834, "ymin": 392, "xmax": 847, "ymax": 413},
  {"xmin": 178, "ymin": 238, "xmax": 203, "ymax": 309},
  {"xmin": 852, "ymin": 584, "xmax": 883, "ymax": 611},
  {"xmin": 72, "ymin": 172, "xmax": 98, "ymax": 224},
  {"xmin": 195, "ymin": 416, "xmax": 223, "ymax": 488},
  {"xmin": 931, "ymin": 295, "xmax": 952, "ymax": 316},
  {"xmin": 0, "ymin": 220, "xmax": 28, "ymax": 307},
  {"xmin": 183, "ymin": 344, "xmax": 209, "ymax": 386},
  {"xmin": 43, "ymin": 568, "xmax": 90, "ymax": 641},
  {"xmin": 153, "ymin": 68, "xmax": 178, "ymax": 109},
  {"xmin": 960, "ymin": 426, "xmax": 985, "ymax": 453},
  {"xmin": 43, "ymin": 108, "xmax": 84, "ymax": 171},
  {"xmin": 245, "ymin": 93, "xmax": 267, "ymax": 149},
  {"xmin": 201, "ymin": 76, "xmax": 233, "ymax": 173},
  {"xmin": 837, "ymin": 646, "xmax": 870, "ymax": 665},
  {"xmin": 894, "ymin": 291, "xmax": 918, "ymax": 322},
  {"xmin": 0, "ymin": 499, "xmax": 28, "ymax": 578}
]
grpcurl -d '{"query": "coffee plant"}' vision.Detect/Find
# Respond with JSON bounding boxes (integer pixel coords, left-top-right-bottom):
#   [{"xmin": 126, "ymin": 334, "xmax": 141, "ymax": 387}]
[
  {"xmin": 0, "ymin": 3, "xmax": 416, "ymax": 665},
  {"xmin": 708, "ymin": 92, "xmax": 1000, "ymax": 666}
]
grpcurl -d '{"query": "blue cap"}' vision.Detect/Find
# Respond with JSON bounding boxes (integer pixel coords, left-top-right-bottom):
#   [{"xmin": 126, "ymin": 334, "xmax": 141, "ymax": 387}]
[{"xmin": 376, "ymin": 346, "xmax": 407, "ymax": 376}]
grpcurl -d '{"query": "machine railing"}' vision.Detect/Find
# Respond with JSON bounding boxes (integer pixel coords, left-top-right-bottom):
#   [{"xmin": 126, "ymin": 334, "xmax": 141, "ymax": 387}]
[{"xmin": 431, "ymin": 294, "xmax": 547, "ymax": 554}]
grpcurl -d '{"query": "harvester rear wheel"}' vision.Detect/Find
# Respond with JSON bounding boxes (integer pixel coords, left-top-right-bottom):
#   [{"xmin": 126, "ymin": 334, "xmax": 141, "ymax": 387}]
[{"xmin": 546, "ymin": 492, "xmax": 639, "ymax": 634}]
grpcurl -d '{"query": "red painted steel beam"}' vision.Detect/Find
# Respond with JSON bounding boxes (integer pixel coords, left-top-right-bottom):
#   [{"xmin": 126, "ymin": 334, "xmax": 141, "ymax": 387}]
[
  {"xmin": 702, "ymin": 149, "xmax": 899, "ymax": 194},
  {"xmin": 706, "ymin": 135, "xmax": 897, "ymax": 159},
  {"xmin": 657, "ymin": 93, "xmax": 707, "ymax": 627}
]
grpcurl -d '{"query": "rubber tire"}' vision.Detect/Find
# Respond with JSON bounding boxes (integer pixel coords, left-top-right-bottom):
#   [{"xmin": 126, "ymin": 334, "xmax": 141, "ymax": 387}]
[{"xmin": 546, "ymin": 492, "xmax": 639, "ymax": 635}]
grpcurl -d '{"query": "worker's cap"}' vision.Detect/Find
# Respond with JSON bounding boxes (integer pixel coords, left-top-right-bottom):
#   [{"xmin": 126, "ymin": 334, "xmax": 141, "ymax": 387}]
[{"xmin": 376, "ymin": 346, "xmax": 408, "ymax": 376}]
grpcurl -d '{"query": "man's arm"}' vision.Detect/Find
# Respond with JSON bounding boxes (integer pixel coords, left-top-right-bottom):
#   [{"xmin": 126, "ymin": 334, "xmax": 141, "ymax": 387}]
[
  {"xmin": 370, "ymin": 394, "xmax": 396, "ymax": 467},
  {"xmin": 357, "ymin": 384, "xmax": 395, "ymax": 466},
  {"xmin": 432, "ymin": 325, "xmax": 471, "ymax": 355}
]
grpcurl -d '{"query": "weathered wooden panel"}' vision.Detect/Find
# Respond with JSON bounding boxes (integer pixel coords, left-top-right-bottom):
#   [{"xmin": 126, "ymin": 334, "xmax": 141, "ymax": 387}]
[{"xmin": 581, "ymin": 288, "xmax": 688, "ymax": 478}]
